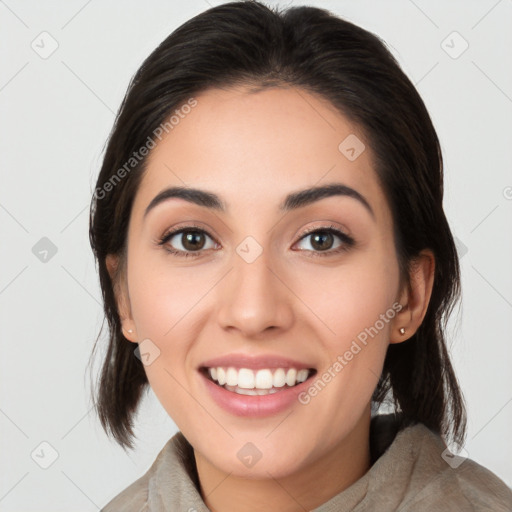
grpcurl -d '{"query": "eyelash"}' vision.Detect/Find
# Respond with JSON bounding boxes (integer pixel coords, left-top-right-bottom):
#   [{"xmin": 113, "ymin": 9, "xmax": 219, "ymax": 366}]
[{"xmin": 157, "ymin": 223, "xmax": 355, "ymax": 259}]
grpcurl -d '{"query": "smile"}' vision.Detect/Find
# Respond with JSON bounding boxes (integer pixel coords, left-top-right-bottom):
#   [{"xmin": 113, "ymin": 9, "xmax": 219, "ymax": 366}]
[
  {"xmin": 198, "ymin": 364, "xmax": 317, "ymax": 417},
  {"xmin": 202, "ymin": 366, "xmax": 315, "ymax": 395}
]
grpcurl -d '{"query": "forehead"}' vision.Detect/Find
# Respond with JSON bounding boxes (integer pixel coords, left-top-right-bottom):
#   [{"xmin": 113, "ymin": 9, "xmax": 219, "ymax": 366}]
[{"xmin": 134, "ymin": 86, "xmax": 389, "ymax": 221}]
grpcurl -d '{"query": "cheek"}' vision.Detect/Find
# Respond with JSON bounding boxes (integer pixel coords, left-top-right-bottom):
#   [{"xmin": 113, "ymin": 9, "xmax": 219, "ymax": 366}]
[
  {"xmin": 127, "ymin": 250, "xmax": 201, "ymax": 339},
  {"xmin": 292, "ymin": 252, "xmax": 398, "ymax": 405},
  {"xmin": 126, "ymin": 256, "xmax": 199, "ymax": 424},
  {"xmin": 292, "ymin": 253, "xmax": 399, "ymax": 347}
]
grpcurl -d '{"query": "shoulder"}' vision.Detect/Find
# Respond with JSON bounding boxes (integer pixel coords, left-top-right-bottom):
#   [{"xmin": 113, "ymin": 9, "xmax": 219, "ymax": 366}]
[
  {"xmin": 393, "ymin": 422, "xmax": 512, "ymax": 511},
  {"xmin": 100, "ymin": 433, "xmax": 183, "ymax": 512},
  {"xmin": 100, "ymin": 467, "xmax": 150, "ymax": 512}
]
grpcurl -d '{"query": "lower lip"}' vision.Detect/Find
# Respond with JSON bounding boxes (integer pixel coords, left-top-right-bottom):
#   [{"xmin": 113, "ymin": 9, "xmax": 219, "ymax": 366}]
[{"xmin": 199, "ymin": 370, "xmax": 314, "ymax": 417}]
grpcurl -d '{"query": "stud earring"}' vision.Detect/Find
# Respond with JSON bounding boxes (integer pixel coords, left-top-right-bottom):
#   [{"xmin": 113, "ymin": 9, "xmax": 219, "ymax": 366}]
[{"xmin": 399, "ymin": 327, "xmax": 406, "ymax": 335}]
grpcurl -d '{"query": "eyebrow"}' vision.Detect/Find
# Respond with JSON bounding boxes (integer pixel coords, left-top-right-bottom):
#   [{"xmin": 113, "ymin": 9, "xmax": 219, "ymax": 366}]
[{"xmin": 143, "ymin": 182, "xmax": 375, "ymax": 220}]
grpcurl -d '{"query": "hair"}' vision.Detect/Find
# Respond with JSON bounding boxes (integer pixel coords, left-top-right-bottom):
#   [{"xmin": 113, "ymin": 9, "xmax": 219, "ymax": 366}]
[{"xmin": 88, "ymin": 0, "xmax": 467, "ymax": 452}]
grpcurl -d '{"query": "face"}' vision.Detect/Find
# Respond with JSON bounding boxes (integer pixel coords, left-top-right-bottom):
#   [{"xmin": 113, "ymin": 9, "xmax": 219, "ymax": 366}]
[{"xmin": 114, "ymin": 86, "xmax": 404, "ymax": 479}]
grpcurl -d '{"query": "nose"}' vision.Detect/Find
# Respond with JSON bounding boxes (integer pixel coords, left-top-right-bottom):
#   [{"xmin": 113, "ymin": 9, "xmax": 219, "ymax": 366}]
[{"xmin": 216, "ymin": 245, "xmax": 295, "ymax": 338}]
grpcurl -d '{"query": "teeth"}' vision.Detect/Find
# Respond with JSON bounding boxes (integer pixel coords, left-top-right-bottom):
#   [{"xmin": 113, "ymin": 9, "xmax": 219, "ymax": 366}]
[
  {"xmin": 226, "ymin": 367, "xmax": 238, "ymax": 386},
  {"xmin": 217, "ymin": 367, "xmax": 226, "ymax": 385},
  {"xmin": 207, "ymin": 366, "xmax": 312, "ymax": 390},
  {"xmin": 273, "ymin": 368, "xmax": 286, "ymax": 387},
  {"xmin": 297, "ymin": 369, "xmax": 309, "ymax": 383},
  {"xmin": 224, "ymin": 384, "xmax": 281, "ymax": 395},
  {"xmin": 286, "ymin": 368, "xmax": 297, "ymax": 386},
  {"xmin": 255, "ymin": 369, "xmax": 273, "ymax": 389},
  {"xmin": 238, "ymin": 368, "xmax": 255, "ymax": 389}
]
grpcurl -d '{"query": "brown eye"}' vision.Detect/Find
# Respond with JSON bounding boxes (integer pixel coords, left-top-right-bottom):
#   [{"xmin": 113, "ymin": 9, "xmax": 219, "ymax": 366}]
[
  {"xmin": 159, "ymin": 227, "xmax": 217, "ymax": 256},
  {"xmin": 294, "ymin": 226, "xmax": 355, "ymax": 256},
  {"xmin": 180, "ymin": 231, "xmax": 207, "ymax": 251},
  {"xmin": 309, "ymin": 231, "xmax": 335, "ymax": 251}
]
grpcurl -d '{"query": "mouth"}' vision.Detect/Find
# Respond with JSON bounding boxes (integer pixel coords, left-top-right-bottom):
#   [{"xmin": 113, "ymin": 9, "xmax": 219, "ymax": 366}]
[{"xmin": 199, "ymin": 366, "xmax": 318, "ymax": 396}]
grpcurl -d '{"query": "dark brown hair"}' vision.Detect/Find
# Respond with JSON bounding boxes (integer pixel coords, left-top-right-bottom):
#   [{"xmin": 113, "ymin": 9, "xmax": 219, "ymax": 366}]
[{"xmin": 88, "ymin": 0, "xmax": 467, "ymax": 452}]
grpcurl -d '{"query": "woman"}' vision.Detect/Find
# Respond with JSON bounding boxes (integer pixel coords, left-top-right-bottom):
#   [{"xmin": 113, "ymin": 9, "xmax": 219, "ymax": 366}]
[{"xmin": 89, "ymin": 1, "xmax": 512, "ymax": 510}]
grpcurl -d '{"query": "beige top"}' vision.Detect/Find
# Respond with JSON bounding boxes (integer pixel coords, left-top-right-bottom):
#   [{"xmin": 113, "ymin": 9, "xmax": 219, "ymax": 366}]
[{"xmin": 101, "ymin": 416, "xmax": 512, "ymax": 511}]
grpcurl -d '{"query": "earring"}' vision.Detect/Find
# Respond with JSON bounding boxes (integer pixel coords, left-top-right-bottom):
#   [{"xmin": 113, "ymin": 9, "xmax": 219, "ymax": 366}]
[{"xmin": 399, "ymin": 327, "xmax": 406, "ymax": 335}]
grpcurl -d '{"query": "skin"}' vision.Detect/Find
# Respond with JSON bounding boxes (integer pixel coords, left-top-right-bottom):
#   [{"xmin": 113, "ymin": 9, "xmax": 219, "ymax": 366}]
[{"xmin": 106, "ymin": 85, "xmax": 435, "ymax": 512}]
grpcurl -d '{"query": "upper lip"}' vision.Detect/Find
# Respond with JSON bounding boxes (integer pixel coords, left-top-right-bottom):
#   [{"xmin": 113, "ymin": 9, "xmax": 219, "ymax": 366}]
[{"xmin": 199, "ymin": 353, "xmax": 315, "ymax": 371}]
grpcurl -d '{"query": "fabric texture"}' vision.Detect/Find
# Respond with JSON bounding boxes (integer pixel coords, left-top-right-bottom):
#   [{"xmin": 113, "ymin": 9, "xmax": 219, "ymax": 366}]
[{"xmin": 101, "ymin": 414, "xmax": 512, "ymax": 511}]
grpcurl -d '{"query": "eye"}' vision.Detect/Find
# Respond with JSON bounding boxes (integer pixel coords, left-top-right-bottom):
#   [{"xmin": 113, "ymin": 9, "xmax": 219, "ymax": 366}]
[
  {"xmin": 158, "ymin": 225, "xmax": 218, "ymax": 258},
  {"xmin": 157, "ymin": 223, "xmax": 355, "ymax": 258},
  {"xmin": 293, "ymin": 225, "xmax": 355, "ymax": 256}
]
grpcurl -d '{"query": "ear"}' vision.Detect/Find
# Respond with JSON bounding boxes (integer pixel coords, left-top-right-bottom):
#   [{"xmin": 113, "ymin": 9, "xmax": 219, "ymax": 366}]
[
  {"xmin": 105, "ymin": 253, "xmax": 137, "ymax": 343},
  {"xmin": 390, "ymin": 249, "xmax": 435, "ymax": 344}
]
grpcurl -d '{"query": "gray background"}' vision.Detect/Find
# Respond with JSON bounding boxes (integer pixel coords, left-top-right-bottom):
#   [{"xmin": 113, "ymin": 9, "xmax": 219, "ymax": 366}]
[{"xmin": 1, "ymin": 0, "xmax": 511, "ymax": 509}]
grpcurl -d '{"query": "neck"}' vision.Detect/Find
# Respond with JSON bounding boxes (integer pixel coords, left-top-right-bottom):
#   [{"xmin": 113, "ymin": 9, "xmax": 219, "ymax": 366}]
[{"xmin": 194, "ymin": 409, "xmax": 372, "ymax": 512}]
